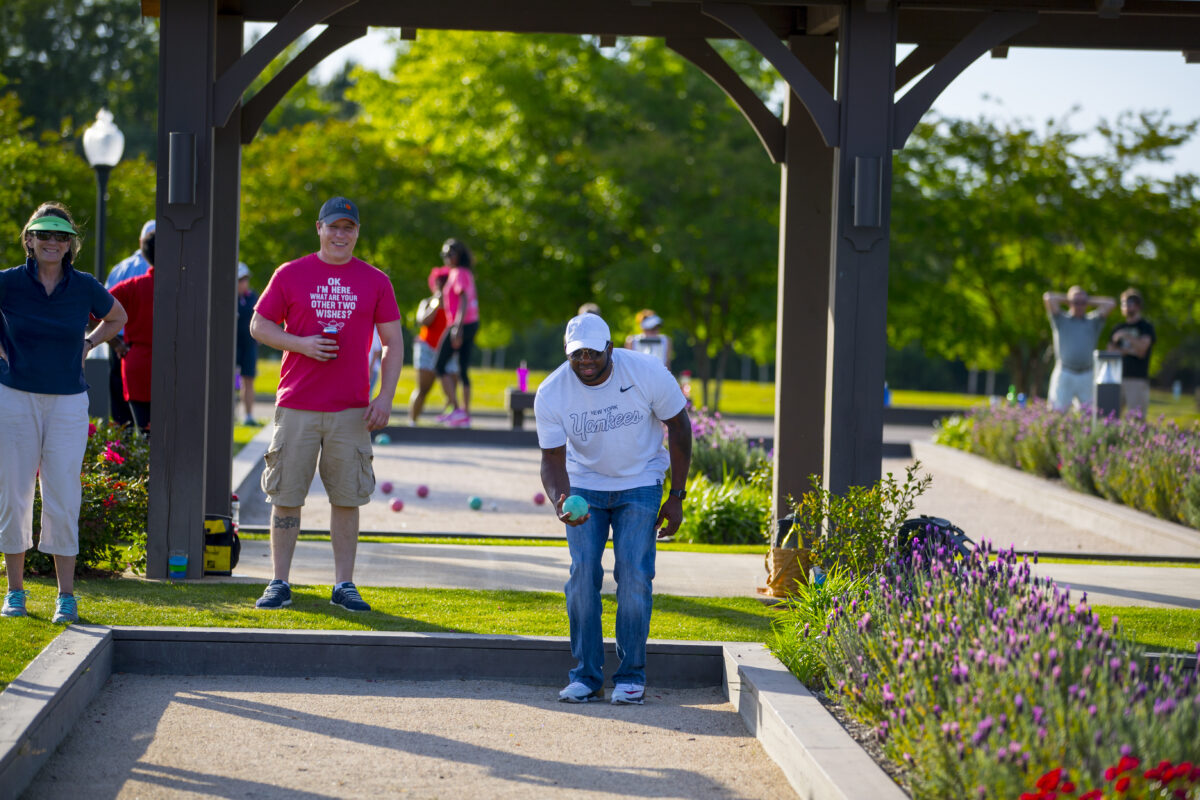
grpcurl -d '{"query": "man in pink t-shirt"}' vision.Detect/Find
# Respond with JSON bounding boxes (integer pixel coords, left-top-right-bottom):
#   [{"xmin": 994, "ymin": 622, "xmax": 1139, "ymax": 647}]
[{"xmin": 249, "ymin": 196, "xmax": 403, "ymax": 613}]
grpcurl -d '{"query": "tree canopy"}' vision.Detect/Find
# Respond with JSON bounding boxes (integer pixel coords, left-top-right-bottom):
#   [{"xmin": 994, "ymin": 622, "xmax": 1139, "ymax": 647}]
[
  {"xmin": 890, "ymin": 111, "xmax": 1200, "ymax": 394},
  {"xmin": 2, "ymin": 3, "xmax": 1198, "ymax": 404}
]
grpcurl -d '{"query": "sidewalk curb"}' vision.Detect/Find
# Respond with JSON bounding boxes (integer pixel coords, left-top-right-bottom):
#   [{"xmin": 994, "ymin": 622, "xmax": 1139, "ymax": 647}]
[
  {"xmin": 911, "ymin": 440, "xmax": 1200, "ymax": 557},
  {"xmin": 0, "ymin": 628, "xmax": 907, "ymax": 800}
]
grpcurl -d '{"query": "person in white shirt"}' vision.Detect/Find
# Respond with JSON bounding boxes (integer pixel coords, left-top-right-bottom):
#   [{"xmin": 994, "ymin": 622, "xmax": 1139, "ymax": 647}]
[
  {"xmin": 625, "ymin": 309, "xmax": 671, "ymax": 368},
  {"xmin": 535, "ymin": 313, "xmax": 692, "ymax": 706}
]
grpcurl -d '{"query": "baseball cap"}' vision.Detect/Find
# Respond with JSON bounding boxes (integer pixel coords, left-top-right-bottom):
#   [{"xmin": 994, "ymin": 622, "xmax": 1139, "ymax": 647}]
[
  {"xmin": 319, "ymin": 196, "xmax": 359, "ymax": 225},
  {"xmin": 140, "ymin": 220, "xmax": 156, "ymax": 239},
  {"xmin": 640, "ymin": 314, "xmax": 663, "ymax": 330},
  {"xmin": 27, "ymin": 216, "xmax": 78, "ymax": 235},
  {"xmin": 237, "ymin": 262, "xmax": 250, "ymax": 280},
  {"xmin": 564, "ymin": 313, "xmax": 611, "ymax": 355}
]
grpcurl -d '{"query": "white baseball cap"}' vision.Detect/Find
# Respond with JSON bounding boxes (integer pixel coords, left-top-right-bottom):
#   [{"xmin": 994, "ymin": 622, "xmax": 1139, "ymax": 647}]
[
  {"xmin": 237, "ymin": 262, "xmax": 250, "ymax": 280},
  {"xmin": 564, "ymin": 313, "xmax": 611, "ymax": 355},
  {"xmin": 140, "ymin": 219, "xmax": 156, "ymax": 239}
]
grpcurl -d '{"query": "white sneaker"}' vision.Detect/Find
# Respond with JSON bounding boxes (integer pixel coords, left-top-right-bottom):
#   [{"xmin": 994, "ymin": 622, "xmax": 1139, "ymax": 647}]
[
  {"xmin": 558, "ymin": 681, "xmax": 603, "ymax": 703},
  {"xmin": 611, "ymin": 683, "xmax": 645, "ymax": 705}
]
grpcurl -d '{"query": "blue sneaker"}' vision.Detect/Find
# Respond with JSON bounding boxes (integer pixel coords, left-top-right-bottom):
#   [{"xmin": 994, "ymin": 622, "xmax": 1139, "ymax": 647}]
[
  {"xmin": 255, "ymin": 580, "xmax": 292, "ymax": 609},
  {"xmin": 51, "ymin": 594, "xmax": 79, "ymax": 624},
  {"xmin": 330, "ymin": 582, "xmax": 370, "ymax": 612},
  {"xmin": 2, "ymin": 590, "xmax": 28, "ymax": 618},
  {"xmin": 558, "ymin": 681, "xmax": 603, "ymax": 703}
]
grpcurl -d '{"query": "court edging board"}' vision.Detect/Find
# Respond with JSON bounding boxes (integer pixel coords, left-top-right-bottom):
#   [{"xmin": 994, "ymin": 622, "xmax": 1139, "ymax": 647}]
[{"xmin": 0, "ymin": 627, "xmax": 906, "ymax": 800}]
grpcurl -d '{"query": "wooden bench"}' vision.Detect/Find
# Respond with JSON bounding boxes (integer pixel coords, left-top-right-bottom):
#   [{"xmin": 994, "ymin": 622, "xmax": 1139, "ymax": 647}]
[{"xmin": 504, "ymin": 388, "xmax": 536, "ymax": 429}]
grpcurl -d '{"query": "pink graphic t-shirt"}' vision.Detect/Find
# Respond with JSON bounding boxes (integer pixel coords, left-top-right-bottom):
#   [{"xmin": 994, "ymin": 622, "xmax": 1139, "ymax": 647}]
[
  {"xmin": 255, "ymin": 253, "xmax": 401, "ymax": 411},
  {"xmin": 443, "ymin": 266, "xmax": 479, "ymax": 325}
]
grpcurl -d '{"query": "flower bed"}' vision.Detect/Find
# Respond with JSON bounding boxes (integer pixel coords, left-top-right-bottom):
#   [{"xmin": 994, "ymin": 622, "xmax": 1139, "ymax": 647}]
[
  {"xmin": 935, "ymin": 403, "xmax": 1200, "ymax": 530},
  {"xmin": 24, "ymin": 420, "xmax": 150, "ymax": 576},
  {"xmin": 772, "ymin": 534, "xmax": 1200, "ymax": 798},
  {"xmin": 673, "ymin": 408, "xmax": 773, "ymax": 544}
]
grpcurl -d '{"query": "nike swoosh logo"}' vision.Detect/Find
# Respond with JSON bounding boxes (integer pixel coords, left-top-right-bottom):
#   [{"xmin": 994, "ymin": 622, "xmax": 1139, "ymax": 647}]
[{"xmin": 620, "ymin": 385, "xmax": 634, "ymax": 392}]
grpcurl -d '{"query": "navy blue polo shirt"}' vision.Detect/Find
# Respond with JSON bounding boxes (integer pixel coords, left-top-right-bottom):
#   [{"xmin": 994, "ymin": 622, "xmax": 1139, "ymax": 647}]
[{"xmin": 0, "ymin": 258, "xmax": 115, "ymax": 395}]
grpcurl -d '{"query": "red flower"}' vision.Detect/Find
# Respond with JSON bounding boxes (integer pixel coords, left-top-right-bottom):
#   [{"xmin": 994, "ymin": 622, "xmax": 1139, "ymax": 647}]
[
  {"xmin": 87, "ymin": 422, "xmax": 97, "ymax": 437},
  {"xmin": 1116, "ymin": 756, "xmax": 1141, "ymax": 775},
  {"xmin": 1079, "ymin": 791, "xmax": 1103, "ymax": 800},
  {"xmin": 103, "ymin": 448, "xmax": 125, "ymax": 465},
  {"xmin": 102, "ymin": 493, "xmax": 116, "ymax": 508},
  {"xmin": 1037, "ymin": 769, "xmax": 1063, "ymax": 792},
  {"xmin": 1115, "ymin": 776, "xmax": 1130, "ymax": 793}
]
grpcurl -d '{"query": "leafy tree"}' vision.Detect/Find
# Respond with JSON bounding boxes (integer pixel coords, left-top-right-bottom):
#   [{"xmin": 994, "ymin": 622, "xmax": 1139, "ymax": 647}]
[
  {"xmin": 0, "ymin": 0, "xmax": 159, "ymax": 158},
  {"xmin": 889, "ymin": 112, "xmax": 1200, "ymax": 395},
  {"xmin": 349, "ymin": 32, "xmax": 779, "ymax": 407},
  {"xmin": 0, "ymin": 93, "xmax": 155, "ymax": 274}
]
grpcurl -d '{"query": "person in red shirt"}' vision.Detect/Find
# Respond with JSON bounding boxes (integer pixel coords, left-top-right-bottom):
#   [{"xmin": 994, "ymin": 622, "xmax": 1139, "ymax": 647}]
[
  {"xmin": 249, "ymin": 196, "xmax": 403, "ymax": 613},
  {"xmin": 407, "ymin": 268, "xmax": 457, "ymax": 425},
  {"xmin": 108, "ymin": 229, "xmax": 156, "ymax": 435}
]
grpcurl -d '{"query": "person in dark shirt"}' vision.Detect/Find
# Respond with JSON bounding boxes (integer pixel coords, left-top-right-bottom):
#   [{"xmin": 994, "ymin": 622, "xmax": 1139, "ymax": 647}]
[
  {"xmin": 1108, "ymin": 287, "xmax": 1155, "ymax": 415},
  {"xmin": 236, "ymin": 262, "xmax": 260, "ymax": 426},
  {"xmin": 0, "ymin": 202, "xmax": 127, "ymax": 624}
]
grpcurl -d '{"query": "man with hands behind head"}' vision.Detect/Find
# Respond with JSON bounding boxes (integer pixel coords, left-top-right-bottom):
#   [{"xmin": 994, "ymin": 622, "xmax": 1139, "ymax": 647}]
[
  {"xmin": 249, "ymin": 196, "xmax": 403, "ymax": 613},
  {"xmin": 535, "ymin": 313, "xmax": 692, "ymax": 706}
]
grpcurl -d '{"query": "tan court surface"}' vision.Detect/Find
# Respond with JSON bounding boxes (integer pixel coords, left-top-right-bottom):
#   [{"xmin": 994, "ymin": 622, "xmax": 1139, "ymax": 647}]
[{"xmin": 23, "ymin": 675, "xmax": 797, "ymax": 800}]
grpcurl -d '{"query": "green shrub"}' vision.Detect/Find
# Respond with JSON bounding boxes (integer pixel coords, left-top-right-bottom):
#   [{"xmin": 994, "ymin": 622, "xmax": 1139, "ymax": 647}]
[
  {"xmin": 688, "ymin": 408, "xmax": 770, "ymax": 483},
  {"xmin": 800, "ymin": 544, "xmax": 1200, "ymax": 799},
  {"xmin": 24, "ymin": 420, "xmax": 150, "ymax": 576},
  {"xmin": 769, "ymin": 564, "xmax": 869, "ymax": 686},
  {"xmin": 932, "ymin": 413, "xmax": 973, "ymax": 450},
  {"xmin": 792, "ymin": 462, "xmax": 931, "ymax": 576},
  {"xmin": 942, "ymin": 403, "xmax": 1200, "ymax": 530},
  {"xmin": 673, "ymin": 468, "xmax": 772, "ymax": 545}
]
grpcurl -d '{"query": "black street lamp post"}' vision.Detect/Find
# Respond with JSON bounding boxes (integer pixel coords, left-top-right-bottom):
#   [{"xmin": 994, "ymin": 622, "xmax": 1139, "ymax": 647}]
[{"xmin": 82, "ymin": 108, "xmax": 125, "ymax": 282}]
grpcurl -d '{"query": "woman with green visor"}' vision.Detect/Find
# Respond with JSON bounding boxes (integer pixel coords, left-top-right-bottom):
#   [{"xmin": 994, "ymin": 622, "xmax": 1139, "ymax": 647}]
[{"xmin": 0, "ymin": 202, "xmax": 127, "ymax": 624}]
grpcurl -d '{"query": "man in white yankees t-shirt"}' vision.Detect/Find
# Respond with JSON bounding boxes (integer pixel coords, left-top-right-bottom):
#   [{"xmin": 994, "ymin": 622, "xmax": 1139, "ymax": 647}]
[{"xmin": 535, "ymin": 313, "xmax": 692, "ymax": 706}]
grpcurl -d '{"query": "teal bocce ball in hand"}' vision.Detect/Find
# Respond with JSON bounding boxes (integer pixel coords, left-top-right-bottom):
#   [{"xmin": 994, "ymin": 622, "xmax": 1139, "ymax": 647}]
[{"xmin": 563, "ymin": 495, "xmax": 589, "ymax": 521}]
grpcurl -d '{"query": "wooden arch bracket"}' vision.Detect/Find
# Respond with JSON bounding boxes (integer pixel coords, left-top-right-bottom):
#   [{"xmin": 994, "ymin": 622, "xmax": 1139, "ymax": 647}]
[
  {"xmin": 702, "ymin": 1, "xmax": 840, "ymax": 147},
  {"xmin": 666, "ymin": 36, "xmax": 786, "ymax": 164},
  {"xmin": 240, "ymin": 24, "xmax": 368, "ymax": 144},
  {"xmin": 892, "ymin": 11, "xmax": 1037, "ymax": 148},
  {"xmin": 213, "ymin": 0, "xmax": 360, "ymax": 129}
]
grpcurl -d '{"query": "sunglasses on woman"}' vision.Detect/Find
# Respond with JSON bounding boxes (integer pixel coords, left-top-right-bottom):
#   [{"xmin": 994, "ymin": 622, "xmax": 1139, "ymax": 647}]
[{"xmin": 32, "ymin": 231, "xmax": 74, "ymax": 242}]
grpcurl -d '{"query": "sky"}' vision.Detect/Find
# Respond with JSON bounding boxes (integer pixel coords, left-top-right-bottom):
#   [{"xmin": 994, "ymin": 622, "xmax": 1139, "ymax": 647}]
[{"xmin": 250, "ymin": 25, "xmax": 1200, "ymax": 177}]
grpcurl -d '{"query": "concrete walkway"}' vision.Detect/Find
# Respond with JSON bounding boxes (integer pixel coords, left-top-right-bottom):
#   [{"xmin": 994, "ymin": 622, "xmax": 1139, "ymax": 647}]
[{"xmin": 229, "ymin": 407, "xmax": 1200, "ymax": 609}]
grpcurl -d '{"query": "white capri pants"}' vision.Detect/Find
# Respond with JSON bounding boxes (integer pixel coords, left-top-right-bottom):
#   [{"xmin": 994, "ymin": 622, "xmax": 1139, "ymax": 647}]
[
  {"xmin": 1048, "ymin": 365, "xmax": 1094, "ymax": 412},
  {"xmin": 0, "ymin": 383, "xmax": 90, "ymax": 557}
]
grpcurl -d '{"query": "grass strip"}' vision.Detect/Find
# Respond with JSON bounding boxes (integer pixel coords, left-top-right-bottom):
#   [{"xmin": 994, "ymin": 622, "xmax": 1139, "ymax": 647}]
[
  {"xmin": 0, "ymin": 579, "xmax": 775, "ymax": 692},
  {"xmin": 1090, "ymin": 605, "xmax": 1200, "ymax": 654},
  {"xmin": 235, "ymin": 532, "xmax": 766, "ymax": 554}
]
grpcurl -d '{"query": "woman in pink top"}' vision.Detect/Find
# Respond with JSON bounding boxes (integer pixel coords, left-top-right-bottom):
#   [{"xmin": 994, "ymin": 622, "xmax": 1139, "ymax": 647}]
[{"xmin": 434, "ymin": 239, "xmax": 479, "ymax": 428}]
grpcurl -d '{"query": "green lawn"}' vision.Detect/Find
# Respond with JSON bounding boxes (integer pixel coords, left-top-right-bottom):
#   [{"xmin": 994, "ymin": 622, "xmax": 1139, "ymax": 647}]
[
  {"xmin": 255, "ymin": 357, "xmax": 1123, "ymax": 419},
  {"xmin": 0, "ymin": 579, "xmax": 774, "ymax": 692}
]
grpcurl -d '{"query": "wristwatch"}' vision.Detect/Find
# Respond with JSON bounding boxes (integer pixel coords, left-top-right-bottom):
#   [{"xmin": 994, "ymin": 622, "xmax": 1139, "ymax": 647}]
[
  {"xmin": 668, "ymin": 488, "xmax": 686, "ymax": 500},
  {"xmin": 84, "ymin": 337, "xmax": 94, "ymax": 348}
]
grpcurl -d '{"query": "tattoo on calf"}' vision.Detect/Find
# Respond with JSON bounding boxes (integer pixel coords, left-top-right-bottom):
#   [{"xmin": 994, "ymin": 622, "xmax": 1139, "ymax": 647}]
[{"xmin": 274, "ymin": 515, "xmax": 300, "ymax": 530}]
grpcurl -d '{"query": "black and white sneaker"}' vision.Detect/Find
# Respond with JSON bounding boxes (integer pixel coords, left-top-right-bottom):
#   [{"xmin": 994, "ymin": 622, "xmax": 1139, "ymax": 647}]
[
  {"xmin": 611, "ymin": 683, "xmax": 645, "ymax": 705},
  {"xmin": 558, "ymin": 681, "xmax": 603, "ymax": 703}
]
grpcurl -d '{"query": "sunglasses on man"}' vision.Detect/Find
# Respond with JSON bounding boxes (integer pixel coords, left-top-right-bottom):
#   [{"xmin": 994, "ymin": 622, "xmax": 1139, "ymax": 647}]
[{"xmin": 32, "ymin": 231, "xmax": 74, "ymax": 242}]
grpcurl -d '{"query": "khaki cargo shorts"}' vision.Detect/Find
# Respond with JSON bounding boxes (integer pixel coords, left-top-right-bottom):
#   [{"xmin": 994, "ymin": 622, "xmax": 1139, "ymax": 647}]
[{"xmin": 260, "ymin": 406, "xmax": 375, "ymax": 507}]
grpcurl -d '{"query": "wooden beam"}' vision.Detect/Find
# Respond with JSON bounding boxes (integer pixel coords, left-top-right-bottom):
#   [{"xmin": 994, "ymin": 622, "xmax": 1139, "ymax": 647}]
[
  {"xmin": 893, "ymin": 10, "xmax": 1037, "ymax": 148},
  {"xmin": 895, "ymin": 42, "xmax": 950, "ymax": 90},
  {"xmin": 703, "ymin": 2, "xmax": 839, "ymax": 146},
  {"xmin": 240, "ymin": 24, "xmax": 368, "ymax": 144},
  {"xmin": 213, "ymin": 0, "xmax": 360, "ymax": 128},
  {"xmin": 666, "ymin": 36, "xmax": 786, "ymax": 164},
  {"xmin": 805, "ymin": 6, "xmax": 840, "ymax": 35}
]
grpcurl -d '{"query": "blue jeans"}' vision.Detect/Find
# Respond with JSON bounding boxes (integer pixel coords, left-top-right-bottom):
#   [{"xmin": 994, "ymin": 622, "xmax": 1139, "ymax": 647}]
[{"xmin": 564, "ymin": 484, "xmax": 661, "ymax": 690}]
